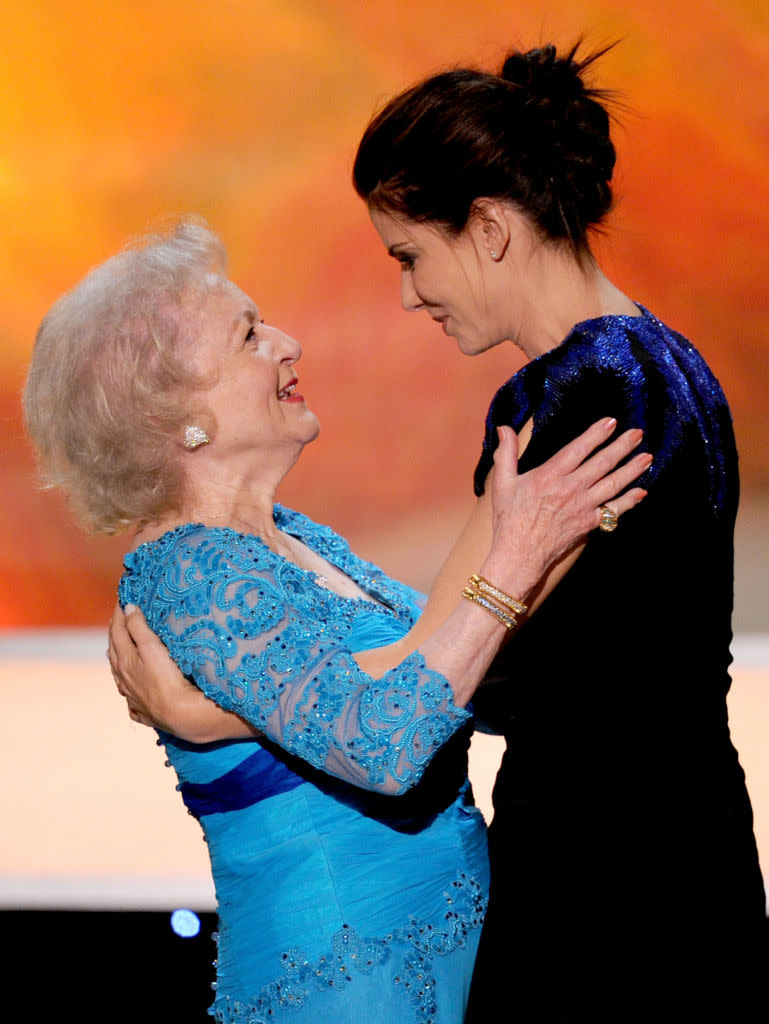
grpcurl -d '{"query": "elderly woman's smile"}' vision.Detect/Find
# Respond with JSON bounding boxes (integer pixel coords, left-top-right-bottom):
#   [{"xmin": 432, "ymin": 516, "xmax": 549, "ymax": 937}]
[{"xmin": 187, "ymin": 278, "xmax": 321, "ymax": 459}]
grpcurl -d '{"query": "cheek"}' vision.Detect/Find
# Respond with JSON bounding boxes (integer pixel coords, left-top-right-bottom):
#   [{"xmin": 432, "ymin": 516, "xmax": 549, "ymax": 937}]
[{"xmin": 413, "ymin": 259, "xmax": 444, "ymax": 296}]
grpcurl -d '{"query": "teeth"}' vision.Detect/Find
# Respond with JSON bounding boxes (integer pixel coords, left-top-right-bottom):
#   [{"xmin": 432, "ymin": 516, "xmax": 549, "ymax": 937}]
[{"xmin": 278, "ymin": 383, "xmax": 296, "ymax": 399}]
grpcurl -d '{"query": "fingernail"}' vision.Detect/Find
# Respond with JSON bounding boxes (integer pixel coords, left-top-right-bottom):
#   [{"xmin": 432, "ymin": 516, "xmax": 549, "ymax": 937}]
[
  {"xmin": 124, "ymin": 603, "xmax": 137, "ymax": 614},
  {"xmin": 605, "ymin": 417, "xmax": 617, "ymax": 429}
]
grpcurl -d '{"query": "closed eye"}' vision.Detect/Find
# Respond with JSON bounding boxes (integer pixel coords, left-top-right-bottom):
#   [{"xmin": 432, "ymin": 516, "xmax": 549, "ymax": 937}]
[{"xmin": 388, "ymin": 245, "xmax": 416, "ymax": 271}]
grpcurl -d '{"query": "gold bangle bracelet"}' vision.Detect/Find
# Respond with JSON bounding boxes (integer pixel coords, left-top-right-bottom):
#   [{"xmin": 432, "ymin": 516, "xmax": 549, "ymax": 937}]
[
  {"xmin": 462, "ymin": 587, "xmax": 518, "ymax": 631},
  {"xmin": 468, "ymin": 573, "xmax": 528, "ymax": 617}
]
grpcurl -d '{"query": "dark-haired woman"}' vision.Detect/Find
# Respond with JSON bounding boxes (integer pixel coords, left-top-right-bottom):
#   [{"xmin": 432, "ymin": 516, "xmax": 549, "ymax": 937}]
[{"xmin": 353, "ymin": 43, "xmax": 767, "ymax": 1023}]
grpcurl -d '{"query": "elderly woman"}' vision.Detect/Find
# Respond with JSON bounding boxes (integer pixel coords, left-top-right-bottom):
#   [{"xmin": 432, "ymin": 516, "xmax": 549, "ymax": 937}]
[
  {"xmin": 350, "ymin": 41, "xmax": 768, "ymax": 1024},
  {"xmin": 24, "ymin": 219, "xmax": 648, "ymax": 1024}
]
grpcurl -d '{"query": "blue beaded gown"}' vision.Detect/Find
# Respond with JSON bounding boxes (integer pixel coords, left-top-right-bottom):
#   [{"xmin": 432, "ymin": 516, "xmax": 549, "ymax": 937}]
[
  {"xmin": 466, "ymin": 307, "xmax": 768, "ymax": 1023},
  {"xmin": 119, "ymin": 508, "xmax": 489, "ymax": 1024}
]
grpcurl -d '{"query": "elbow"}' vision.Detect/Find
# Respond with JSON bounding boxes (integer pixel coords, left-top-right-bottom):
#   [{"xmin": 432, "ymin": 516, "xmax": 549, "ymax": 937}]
[{"xmin": 367, "ymin": 758, "xmax": 428, "ymax": 796}]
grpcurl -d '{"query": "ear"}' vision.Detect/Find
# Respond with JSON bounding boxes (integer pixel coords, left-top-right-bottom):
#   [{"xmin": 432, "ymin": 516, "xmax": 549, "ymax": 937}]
[{"xmin": 469, "ymin": 198, "xmax": 512, "ymax": 262}]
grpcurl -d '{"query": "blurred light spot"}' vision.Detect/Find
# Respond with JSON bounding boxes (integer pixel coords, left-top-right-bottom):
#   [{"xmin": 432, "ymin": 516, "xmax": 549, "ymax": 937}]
[{"xmin": 170, "ymin": 908, "xmax": 201, "ymax": 938}]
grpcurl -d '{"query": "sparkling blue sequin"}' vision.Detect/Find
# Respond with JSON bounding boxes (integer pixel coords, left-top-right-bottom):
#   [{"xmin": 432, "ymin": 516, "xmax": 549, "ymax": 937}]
[{"xmin": 474, "ymin": 306, "xmax": 733, "ymax": 516}]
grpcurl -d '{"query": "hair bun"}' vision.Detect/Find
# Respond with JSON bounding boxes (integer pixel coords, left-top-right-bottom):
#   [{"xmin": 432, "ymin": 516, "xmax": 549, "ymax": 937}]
[
  {"xmin": 501, "ymin": 44, "xmax": 585, "ymax": 105},
  {"xmin": 498, "ymin": 42, "xmax": 616, "ymax": 242},
  {"xmin": 353, "ymin": 41, "xmax": 618, "ymax": 254}
]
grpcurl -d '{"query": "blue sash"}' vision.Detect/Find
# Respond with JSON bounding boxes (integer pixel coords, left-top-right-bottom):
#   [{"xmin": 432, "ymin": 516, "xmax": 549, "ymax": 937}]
[{"xmin": 181, "ymin": 745, "xmax": 304, "ymax": 818}]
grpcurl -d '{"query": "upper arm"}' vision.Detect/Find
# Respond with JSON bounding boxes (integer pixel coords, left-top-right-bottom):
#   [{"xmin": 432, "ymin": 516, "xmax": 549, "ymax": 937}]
[{"xmin": 126, "ymin": 532, "xmax": 470, "ymax": 795}]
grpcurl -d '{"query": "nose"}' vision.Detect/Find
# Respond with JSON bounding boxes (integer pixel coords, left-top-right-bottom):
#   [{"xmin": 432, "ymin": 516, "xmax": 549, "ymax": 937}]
[
  {"xmin": 400, "ymin": 272, "xmax": 423, "ymax": 313},
  {"xmin": 268, "ymin": 325, "xmax": 302, "ymax": 363}
]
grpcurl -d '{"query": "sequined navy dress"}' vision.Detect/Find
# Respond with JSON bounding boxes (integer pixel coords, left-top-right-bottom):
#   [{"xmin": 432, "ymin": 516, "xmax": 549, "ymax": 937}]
[
  {"xmin": 119, "ymin": 508, "xmax": 489, "ymax": 1024},
  {"xmin": 466, "ymin": 307, "xmax": 767, "ymax": 1023}
]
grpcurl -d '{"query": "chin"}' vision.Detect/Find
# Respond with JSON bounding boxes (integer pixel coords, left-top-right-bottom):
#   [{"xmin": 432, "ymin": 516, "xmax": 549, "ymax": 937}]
[
  {"xmin": 458, "ymin": 334, "xmax": 505, "ymax": 357},
  {"xmin": 455, "ymin": 335, "xmax": 487, "ymax": 357},
  {"xmin": 303, "ymin": 414, "xmax": 321, "ymax": 443}
]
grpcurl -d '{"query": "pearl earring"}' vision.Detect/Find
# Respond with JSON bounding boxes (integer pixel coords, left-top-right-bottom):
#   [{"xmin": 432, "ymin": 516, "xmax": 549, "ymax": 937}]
[
  {"xmin": 183, "ymin": 425, "xmax": 210, "ymax": 450},
  {"xmin": 489, "ymin": 249, "xmax": 498, "ymax": 260}
]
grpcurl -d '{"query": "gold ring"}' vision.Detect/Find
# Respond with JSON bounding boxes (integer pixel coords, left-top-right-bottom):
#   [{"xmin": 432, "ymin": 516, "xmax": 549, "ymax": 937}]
[{"xmin": 599, "ymin": 504, "xmax": 619, "ymax": 533}]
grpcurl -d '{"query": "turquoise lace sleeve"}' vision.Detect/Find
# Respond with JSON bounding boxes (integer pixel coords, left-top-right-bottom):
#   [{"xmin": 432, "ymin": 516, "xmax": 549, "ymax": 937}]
[{"xmin": 119, "ymin": 525, "xmax": 470, "ymax": 795}]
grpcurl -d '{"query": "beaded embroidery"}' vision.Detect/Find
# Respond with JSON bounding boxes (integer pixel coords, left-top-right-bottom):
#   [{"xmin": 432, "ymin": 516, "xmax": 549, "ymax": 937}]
[
  {"xmin": 209, "ymin": 872, "xmax": 488, "ymax": 1024},
  {"xmin": 119, "ymin": 507, "xmax": 471, "ymax": 795}
]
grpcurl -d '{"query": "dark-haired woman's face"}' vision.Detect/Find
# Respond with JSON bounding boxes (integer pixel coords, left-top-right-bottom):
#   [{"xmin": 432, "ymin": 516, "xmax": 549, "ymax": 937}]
[{"xmin": 370, "ymin": 209, "xmax": 511, "ymax": 357}]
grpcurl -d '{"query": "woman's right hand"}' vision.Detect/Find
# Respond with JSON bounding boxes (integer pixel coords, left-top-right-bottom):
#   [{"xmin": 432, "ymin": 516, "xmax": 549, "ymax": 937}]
[
  {"xmin": 356, "ymin": 417, "xmax": 650, "ymax": 693},
  {"xmin": 108, "ymin": 604, "xmax": 257, "ymax": 742},
  {"xmin": 484, "ymin": 418, "xmax": 651, "ymax": 591}
]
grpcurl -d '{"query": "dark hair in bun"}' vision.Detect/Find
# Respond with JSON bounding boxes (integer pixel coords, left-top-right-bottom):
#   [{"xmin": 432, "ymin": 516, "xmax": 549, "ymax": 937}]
[{"xmin": 353, "ymin": 42, "xmax": 617, "ymax": 255}]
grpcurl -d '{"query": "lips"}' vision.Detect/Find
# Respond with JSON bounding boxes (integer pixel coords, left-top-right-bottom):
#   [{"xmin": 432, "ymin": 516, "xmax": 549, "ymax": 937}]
[{"xmin": 277, "ymin": 377, "xmax": 298, "ymax": 400}]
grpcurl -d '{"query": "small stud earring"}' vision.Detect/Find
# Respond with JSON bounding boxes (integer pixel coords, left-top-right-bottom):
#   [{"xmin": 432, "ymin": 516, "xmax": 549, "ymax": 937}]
[
  {"xmin": 183, "ymin": 425, "xmax": 210, "ymax": 450},
  {"xmin": 489, "ymin": 249, "xmax": 498, "ymax": 260}
]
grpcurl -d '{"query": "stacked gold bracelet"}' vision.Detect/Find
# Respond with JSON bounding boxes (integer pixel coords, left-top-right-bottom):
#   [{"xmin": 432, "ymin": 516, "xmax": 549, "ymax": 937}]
[{"xmin": 461, "ymin": 573, "xmax": 529, "ymax": 631}]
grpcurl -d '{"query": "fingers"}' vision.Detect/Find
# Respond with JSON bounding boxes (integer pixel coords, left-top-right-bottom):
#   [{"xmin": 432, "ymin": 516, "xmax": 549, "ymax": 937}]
[
  {"xmin": 589, "ymin": 450, "xmax": 653, "ymax": 506},
  {"xmin": 108, "ymin": 604, "xmax": 134, "ymax": 662},
  {"xmin": 127, "ymin": 705, "xmax": 153, "ymax": 728},
  {"xmin": 123, "ymin": 603, "xmax": 151, "ymax": 643},
  {"xmin": 491, "ymin": 426, "xmax": 520, "ymax": 479},
  {"xmin": 490, "ymin": 427, "xmax": 521, "ymax": 513},
  {"xmin": 602, "ymin": 486, "xmax": 647, "ymax": 518},
  {"xmin": 543, "ymin": 417, "xmax": 619, "ymax": 474},
  {"xmin": 573, "ymin": 427, "xmax": 645, "ymax": 488},
  {"xmin": 122, "ymin": 604, "xmax": 174, "ymax": 666},
  {"xmin": 106, "ymin": 604, "xmax": 159, "ymax": 728},
  {"xmin": 107, "ymin": 604, "xmax": 141, "ymax": 695},
  {"xmin": 587, "ymin": 446, "xmax": 651, "ymax": 531}
]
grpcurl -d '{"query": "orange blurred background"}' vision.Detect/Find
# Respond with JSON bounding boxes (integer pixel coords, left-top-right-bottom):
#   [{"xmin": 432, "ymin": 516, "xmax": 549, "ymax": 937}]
[
  {"xmin": 2, "ymin": 0, "xmax": 768, "ymax": 626},
  {"xmin": 1, "ymin": 0, "xmax": 768, "ymax": 922}
]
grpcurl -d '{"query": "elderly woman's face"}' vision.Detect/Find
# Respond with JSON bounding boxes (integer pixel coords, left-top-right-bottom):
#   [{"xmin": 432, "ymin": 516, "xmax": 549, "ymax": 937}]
[{"xmin": 185, "ymin": 277, "xmax": 319, "ymax": 461}]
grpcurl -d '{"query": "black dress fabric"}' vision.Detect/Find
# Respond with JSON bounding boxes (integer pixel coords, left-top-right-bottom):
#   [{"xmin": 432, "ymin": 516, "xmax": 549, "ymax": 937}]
[{"xmin": 465, "ymin": 307, "xmax": 768, "ymax": 1023}]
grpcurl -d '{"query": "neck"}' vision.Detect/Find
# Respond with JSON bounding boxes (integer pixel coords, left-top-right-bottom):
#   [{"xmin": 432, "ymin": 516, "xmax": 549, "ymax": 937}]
[
  {"xmin": 134, "ymin": 448, "xmax": 298, "ymax": 548},
  {"xmin": 184, "ymin": 494, "xmax": 279, "ymax": 539},
  {"xmin": 504, "ymin": 247, "xmax": 639, "ymax": 361}
]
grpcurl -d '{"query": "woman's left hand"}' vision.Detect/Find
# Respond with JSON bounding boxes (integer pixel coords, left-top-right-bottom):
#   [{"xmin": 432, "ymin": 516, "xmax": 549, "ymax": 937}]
[{"xmin": 486, "ymin": 418, "xmax": 651, "ymax": 586}]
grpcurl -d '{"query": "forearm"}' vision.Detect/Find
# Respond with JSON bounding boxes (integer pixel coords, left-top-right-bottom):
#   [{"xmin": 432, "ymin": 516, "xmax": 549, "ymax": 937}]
[
  {"xmin": 355, "ymin": 544, "xmax": 541, "ymax": 704},
  {"xmin": 411, "ymin": 599, "xmax": 514, "ymax": 707},
  {"xmin": 353, "ymin": 488, "xmax": 495, "ymax": 678}
]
